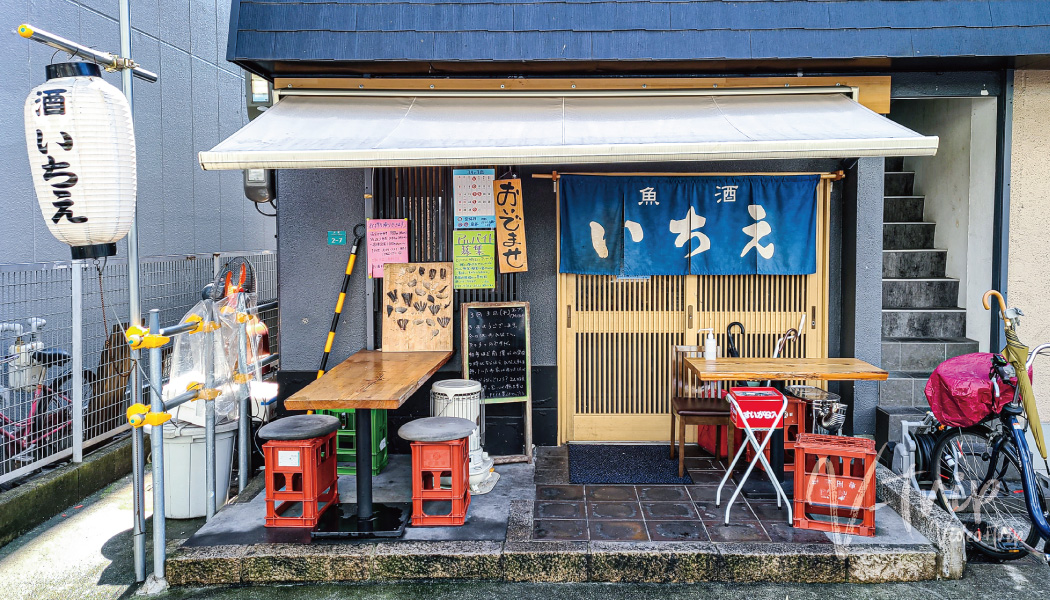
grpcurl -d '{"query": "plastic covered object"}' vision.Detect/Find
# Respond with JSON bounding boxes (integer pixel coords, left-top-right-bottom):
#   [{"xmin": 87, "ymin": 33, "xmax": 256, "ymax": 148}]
[
  {"xmin": 165, "ymin": 300, "xmax": 239, "ymax": 426},
  {"xmin": 925, "ymin": 352, "xmax": 1033, "ymax": 427}
]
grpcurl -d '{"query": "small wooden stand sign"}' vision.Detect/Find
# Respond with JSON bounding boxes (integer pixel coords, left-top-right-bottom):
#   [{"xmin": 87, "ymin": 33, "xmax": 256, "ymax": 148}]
[{"xmin": 461, "ymin": 301, "xmax": 533, "ymax": 463}]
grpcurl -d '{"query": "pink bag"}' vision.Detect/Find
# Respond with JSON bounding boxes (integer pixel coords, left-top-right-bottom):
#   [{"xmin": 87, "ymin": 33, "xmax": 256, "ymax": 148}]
[{"xmin": 924, "ymin": 353, "xmax": 1032, "ymax": 427}]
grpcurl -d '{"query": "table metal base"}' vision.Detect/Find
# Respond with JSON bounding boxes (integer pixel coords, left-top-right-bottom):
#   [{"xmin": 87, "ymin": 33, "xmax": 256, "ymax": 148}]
[{"xmin": 311, "ymin": 502, "xmax": 411, "ymax": 539}]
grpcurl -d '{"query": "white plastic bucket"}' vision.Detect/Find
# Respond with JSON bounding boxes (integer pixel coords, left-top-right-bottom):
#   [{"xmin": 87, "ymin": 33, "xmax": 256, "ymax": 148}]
[{"xmin": 153, "ymin": 420, "xmax": 238, "ymax": 519}]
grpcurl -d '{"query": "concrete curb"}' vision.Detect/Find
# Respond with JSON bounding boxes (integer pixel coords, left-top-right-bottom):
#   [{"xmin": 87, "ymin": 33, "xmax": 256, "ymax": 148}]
[
  {"xmin": 167, "ymin": 498, "xmax": 940, "ymax": 586},
  {"xmin": 875, "ymin": 462, "xmax": 966, "ymax": 579},
  {"xmin": 167, "ymin": 538, "xmax": 939, "ymax": 585},
  {"xmin": 0, "ymin": 436, "xmax": 132, "ymax": 548}
]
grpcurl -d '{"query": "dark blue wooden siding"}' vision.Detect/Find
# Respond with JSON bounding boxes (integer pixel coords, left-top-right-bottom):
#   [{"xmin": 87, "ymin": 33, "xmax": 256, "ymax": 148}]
[{"xmin": 230, "ymin": 0, "xmax": 1050, "ymax": 63}]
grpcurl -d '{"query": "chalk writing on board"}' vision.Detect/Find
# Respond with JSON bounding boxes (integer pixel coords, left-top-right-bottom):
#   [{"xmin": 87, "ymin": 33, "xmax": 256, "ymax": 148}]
[
  {"xmin": 367, "ymin": 219, "xmax": 409, "ymax": 278},
  {"xmin": 465, "ymin": 304, "xmax": 528, "ymax": 400},
  {"xmin": 453, "ymin": 229, "xmax": 495, "ymax": 289}
]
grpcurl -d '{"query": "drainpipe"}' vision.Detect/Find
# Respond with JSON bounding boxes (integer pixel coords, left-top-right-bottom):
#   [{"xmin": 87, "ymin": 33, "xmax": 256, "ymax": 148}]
[{"xmin": 991, "ymin": 69, "xmax": 1014, "ymax": 351}]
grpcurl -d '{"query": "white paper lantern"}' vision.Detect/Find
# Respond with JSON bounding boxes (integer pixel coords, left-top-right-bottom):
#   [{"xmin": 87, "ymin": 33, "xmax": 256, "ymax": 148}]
[{"xmin": 24, "ymin": 62, "xmax": 136, "ymax": 259}]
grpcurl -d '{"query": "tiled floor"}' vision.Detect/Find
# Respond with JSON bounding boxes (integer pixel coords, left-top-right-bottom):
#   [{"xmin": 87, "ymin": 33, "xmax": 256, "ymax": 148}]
[{"xmin": 532, "ymin": 448, "xmax": 830, "ymax": 544}]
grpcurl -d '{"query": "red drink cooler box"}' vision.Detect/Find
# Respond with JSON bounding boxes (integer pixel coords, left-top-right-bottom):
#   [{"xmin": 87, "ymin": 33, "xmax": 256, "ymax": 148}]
[{"xmin": 728, "ymin": 387, "xmax": 786, "ymax": 430}]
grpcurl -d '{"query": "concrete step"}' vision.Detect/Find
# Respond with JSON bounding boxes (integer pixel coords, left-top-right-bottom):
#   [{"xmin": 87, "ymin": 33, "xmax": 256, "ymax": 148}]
[
  {"xmin": 882, "ymin": 308, "xmax": 966, "ymax": 338},
  {"xmin": 883, "ymin": 196, "xmax": 925, "ymax": 223},
  {"xmin": 883, "ymin": 249, "xmax": 947, "ymax": 278},
  {"xmin": 882, "ymin": 278, "xmax": 959, "ymax": 309},
  {"xmin": 884, "ymin": 222, "xmax": 936, "ymax": 250},
  {"xmin": 166, "ymin": 509, "xmax": 942, "ymax": 584},
  {"xmin": 885, "ymin": 171, "xmax": 915, "ymax": 196},
  {"xmin": 882, "ymin": 336, "xmax": 980, "ymax": 372},
  {"xmin": 886, "ymin": 156, "xmax": 905, "ymax": 172},
  {"xmin": 879, "ymin": 370, "xmax": 935, "ymax": 407},
  {"xmin": 876, "ymin": 405, "xmax": 928, "ymax": 456}
]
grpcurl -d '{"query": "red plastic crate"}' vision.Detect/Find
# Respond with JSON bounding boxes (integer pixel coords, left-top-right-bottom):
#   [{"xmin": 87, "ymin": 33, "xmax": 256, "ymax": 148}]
[
  {"xmin": 728, "ymin": 387, "xmax": 786, "ymax": 430},
  {"xmin": 263, "ymin": 432, "xmax": 338, "ymax": 528},
  {"xmin": 410, "ymin": 437, "xmax": 471, "ymax": 526},
  {"xmin": 793, "ymin": 434, "xmax": 877, "ymax": 537}
]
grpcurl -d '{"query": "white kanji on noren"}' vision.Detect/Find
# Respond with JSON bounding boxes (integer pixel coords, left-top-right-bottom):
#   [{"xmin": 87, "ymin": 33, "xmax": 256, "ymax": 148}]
[
  {"xmin": 638, "ymin": 186, "xmax": 658, "ymax": 205},
  {"xmin": 715, "ymin": 185, "xmax": 738, "ymax": 203},
  {"xmin": 669, "ymin": 206, "xmax": 710, "ymax": 258},
  {"xmin": 741, "ymin": 204, "xmax": 774, "ymax": 259}
]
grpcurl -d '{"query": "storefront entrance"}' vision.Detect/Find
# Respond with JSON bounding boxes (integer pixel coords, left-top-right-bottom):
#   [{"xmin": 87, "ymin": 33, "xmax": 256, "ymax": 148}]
[{"xmin": 556, "ymin": 175, "xmax": 833, "ymax": 443}]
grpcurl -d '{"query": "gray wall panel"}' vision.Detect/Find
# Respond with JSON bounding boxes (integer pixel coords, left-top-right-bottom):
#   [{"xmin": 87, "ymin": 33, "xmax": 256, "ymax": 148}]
[
  {"xmin": 0, "ymin": 0, "xmax": 32, "ymax": 264},
  {"xmin": 160, "ymin": 43, "xmax": 196, "ymax": 252},
  {"xmin": 841, "ymin": 157, "xmax": 885, "ymax": 434},
  {"xmin": 130, "ymin": 32, "xmax": 165, "ymax": 250},
  {"xmin": 160, "ymin": 0, "xmax": 191, "ymax": 52},
  {"xmin": 191, "ymin": 0, "xmax": 219, "ymax": 67},
  {"xmin": 277, "ymin": 169, "xmax": 367, "ymax": 372},
  {"xmin": 190, "ymin": 57, "xmax": 221, "ymax": 251},
  {"xmin": 135, "ymin": 0, "xmax": 161, "ymax": 39}
]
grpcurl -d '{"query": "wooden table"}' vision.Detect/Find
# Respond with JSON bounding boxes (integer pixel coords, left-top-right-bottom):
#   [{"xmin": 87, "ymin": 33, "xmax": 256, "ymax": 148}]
[
  {"xmin": 683, "ymin": 356, "xmax": 887, "ymax": 497},
  {"xmin": 284, "ymin": 350, "xmax": 452, "ymax": 538},
  {"xmin": 285, "ymin": 350, "xmax": 452, "ymax": 411},
  {"xmin": 684, "ymin": 357, "xmax": 888, "ymax": 383}
]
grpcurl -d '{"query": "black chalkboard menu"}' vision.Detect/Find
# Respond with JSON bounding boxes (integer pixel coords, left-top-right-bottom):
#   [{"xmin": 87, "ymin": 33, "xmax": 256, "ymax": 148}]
[{"xmin": 461, "ymin": 302, "xmax": 531, "ymax": 404}]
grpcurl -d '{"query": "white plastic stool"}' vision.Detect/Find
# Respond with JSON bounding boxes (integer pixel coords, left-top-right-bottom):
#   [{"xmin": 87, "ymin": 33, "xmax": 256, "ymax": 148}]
[{"xmin": 715, "ymin": 387, "xmax": 792, "ymax": 525}]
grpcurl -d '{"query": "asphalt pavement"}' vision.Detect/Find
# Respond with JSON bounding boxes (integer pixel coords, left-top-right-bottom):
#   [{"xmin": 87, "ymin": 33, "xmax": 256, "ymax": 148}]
[{"xmin": 1, "ymin": 472, "xmax": 1047, "ymax": 600}]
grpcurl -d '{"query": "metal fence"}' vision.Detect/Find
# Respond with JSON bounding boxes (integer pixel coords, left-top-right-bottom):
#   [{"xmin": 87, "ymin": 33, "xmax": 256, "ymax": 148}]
[{"xmin": 0, "ymin": 251, "xmax": 278, "ymax": 485}]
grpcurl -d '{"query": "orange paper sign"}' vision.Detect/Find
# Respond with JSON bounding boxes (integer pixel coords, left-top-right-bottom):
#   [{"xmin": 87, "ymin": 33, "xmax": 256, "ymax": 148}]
[{"xmin": 494, "ymin": 178, "xmax": 528, "ymax": 273}]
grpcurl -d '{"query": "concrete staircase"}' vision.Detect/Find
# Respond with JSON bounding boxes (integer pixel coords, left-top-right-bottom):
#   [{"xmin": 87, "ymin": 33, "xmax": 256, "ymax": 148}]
[{"xmin": 880, "ymin": 157, "xmax": 978, "ymax": 408}]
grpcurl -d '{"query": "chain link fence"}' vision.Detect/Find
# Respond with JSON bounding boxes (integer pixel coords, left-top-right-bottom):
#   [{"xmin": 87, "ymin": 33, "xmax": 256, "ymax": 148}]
[{"xmin": 0, "ymin": 251, "xmax": 278, "ymax": 485}]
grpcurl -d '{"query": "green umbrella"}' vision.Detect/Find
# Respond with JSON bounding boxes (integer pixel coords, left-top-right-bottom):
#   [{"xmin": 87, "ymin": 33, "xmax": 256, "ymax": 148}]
[
  {"xmin": 1004, "ymin": 326, "xmax": 1045, "ymax": 459},
  {"xmin": 988, "ymin": 291, "xmax": 1046, "ymax": 459}
]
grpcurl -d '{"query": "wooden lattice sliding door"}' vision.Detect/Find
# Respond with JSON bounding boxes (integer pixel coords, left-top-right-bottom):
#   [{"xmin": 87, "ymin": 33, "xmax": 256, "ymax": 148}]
[{"xmin": 557, "ymin": 177, "xmax": 832, "ymax": 443}]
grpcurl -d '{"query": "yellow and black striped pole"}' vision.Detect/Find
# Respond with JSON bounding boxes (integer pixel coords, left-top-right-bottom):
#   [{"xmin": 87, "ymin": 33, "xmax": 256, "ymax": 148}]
[{"xmin": 317, "ymin": 223, "xmax": 367, "ymax": 380}]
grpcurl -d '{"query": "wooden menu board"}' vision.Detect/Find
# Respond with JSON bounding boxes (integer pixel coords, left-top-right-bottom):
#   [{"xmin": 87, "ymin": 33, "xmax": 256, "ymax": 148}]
[
  {"xmin": 461, "ymin": 302, "xmax": 531, "ymax": 404},
  {"xmin": 381, "ymin": 262, "xmax": 453, "ymax": 352}
]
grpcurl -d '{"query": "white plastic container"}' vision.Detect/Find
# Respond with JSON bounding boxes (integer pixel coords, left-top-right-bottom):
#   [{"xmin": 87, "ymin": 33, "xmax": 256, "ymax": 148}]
[{"xmin": 152, "ymin": 420, "xmax": 238, "ymax": 519}]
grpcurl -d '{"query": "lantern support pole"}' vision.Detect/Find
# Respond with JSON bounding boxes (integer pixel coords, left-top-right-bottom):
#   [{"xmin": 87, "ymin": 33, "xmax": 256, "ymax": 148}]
[
  {"xmin": 116, "ymin": 0, "xmax": 156, "ymax": 590},
  {"xmin": 17, "ymin": 24, "xmax": 158, "ymax": 83},
  {"xmin": 71, "ymin": 261, "xmax": 84, "ymax": 463}
]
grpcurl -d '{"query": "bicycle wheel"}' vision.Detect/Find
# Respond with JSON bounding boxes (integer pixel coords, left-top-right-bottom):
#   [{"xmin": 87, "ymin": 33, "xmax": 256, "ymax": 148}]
[{"xmin": 932, "ymin": 426, "xmax": 1042, "ymax": 560}]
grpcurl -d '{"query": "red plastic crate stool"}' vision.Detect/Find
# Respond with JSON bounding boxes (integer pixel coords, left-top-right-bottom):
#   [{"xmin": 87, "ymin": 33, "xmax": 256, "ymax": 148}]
[
  {"xmin": 398, "ymin": 417, "xmax": 476, "ymax": 527},
  {"xmin": 259, "ymin": 414, "xmax": 340, "ymax": 528},
  {"xmin": 793, "ymin": 433, "xmax": 877, "ymax": 537}
]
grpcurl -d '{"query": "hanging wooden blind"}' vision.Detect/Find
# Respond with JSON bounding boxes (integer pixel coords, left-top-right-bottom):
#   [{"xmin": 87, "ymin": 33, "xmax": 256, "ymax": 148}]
[
  {"xmin": 371, "ymin": 167, "xmax": 518, "ymax": 352},
  {"xmin": 557, "ymin": 178, "xmax": 831, "ymax": 443}
]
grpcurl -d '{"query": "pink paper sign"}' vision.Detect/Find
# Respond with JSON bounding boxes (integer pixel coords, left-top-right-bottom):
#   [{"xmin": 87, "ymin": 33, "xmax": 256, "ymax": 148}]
[{"xmin": 367, "ymin": 219, "xmax": 409, "ymax": 278}]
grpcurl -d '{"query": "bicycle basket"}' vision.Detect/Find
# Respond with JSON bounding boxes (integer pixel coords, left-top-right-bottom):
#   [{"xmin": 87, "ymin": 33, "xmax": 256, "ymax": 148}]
[{"xmin": 924, "ymin": 352, "xmax": 1032, "ymax": 427}]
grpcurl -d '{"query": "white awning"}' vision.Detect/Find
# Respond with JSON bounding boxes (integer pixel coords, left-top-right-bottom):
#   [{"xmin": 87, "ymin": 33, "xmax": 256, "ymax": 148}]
[{"xmin": 198, "ymin": 91, "xmax": 938, "ymax": 170}]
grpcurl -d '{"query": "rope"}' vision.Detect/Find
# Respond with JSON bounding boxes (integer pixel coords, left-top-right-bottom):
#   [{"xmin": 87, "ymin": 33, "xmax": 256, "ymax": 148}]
[{"xmin": 93, "ymin": 259, "xmax": 108, "ymax": 338}]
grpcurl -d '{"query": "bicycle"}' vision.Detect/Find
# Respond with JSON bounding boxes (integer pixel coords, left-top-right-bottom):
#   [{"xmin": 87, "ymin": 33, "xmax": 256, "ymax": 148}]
[
  {"xmin": 0, "ymin": 319, "xmax": 94, "ymax": 465},
  {"xmin": 929, "ymin": 290, "xmax": 1050, "ymax": 561}
]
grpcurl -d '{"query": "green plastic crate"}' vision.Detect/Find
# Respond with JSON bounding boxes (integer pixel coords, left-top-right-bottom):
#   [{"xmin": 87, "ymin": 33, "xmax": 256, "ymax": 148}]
[{"xmin": 318, "ymin": 409, "xmax": 389, "ymax": 476}]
